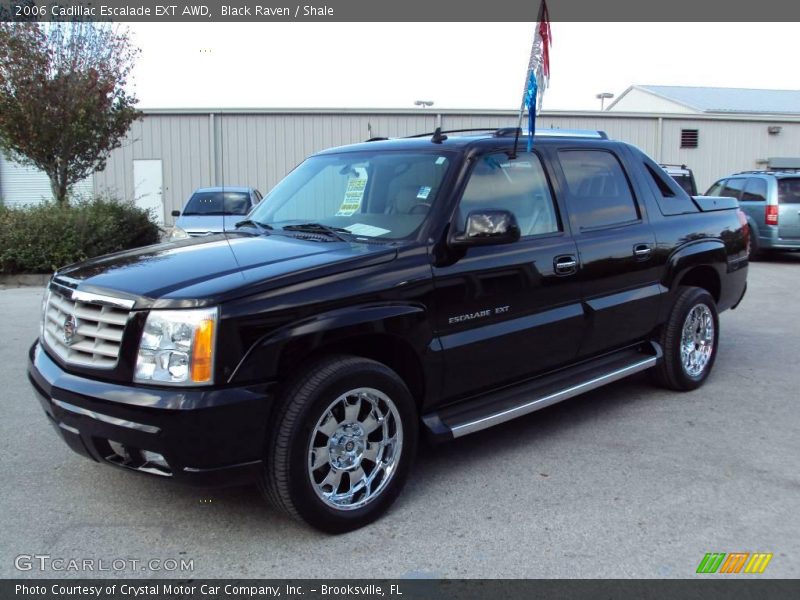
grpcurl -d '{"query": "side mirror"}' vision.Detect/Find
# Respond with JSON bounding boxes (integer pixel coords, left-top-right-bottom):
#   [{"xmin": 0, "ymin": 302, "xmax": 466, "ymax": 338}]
[
  {"xmin": 171, "ymin": 210, "xmax": 181, "ymax": 217},
  {"xmin": 450, "ymin": 209, "xmax": 521, "ymax": 247}
]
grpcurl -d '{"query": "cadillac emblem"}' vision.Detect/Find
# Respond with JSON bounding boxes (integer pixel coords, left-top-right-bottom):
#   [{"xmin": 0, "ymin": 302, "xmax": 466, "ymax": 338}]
[{"xmin": 63, "ymin": 314, "xmax": 78, "ymax": 346}]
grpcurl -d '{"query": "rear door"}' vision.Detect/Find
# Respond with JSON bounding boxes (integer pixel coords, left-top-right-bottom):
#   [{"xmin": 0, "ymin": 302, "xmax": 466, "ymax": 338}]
[
  {"xmin": 554, "ymin": 146, "xmax": 661, "ymax": 358},
  {"xmin": 777, "ymin": 177, "xmax": 800, "ymax": 241},
  {"xmin": 432, "ymin": 151, "xmax": 583, "ymax": 399}
]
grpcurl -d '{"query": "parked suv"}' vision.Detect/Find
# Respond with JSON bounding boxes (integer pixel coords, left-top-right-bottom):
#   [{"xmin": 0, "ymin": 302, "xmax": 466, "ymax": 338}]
[
  {"xmin": 706, "ymin": 171, "xmax": 800, "ymax": 258},
  {"xmin": 28, "ymin": 129, "xmax": 748, "ymax": 532},
  {"xmin": 171, "ymin": 186, "xmax": 262, "ymax": 239}
]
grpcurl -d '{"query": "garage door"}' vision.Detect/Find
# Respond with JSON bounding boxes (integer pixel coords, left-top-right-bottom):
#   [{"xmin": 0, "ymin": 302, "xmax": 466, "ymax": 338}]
[{"xmin": 0, "ymin": 154, "xmax": 93, "ymax": 206}]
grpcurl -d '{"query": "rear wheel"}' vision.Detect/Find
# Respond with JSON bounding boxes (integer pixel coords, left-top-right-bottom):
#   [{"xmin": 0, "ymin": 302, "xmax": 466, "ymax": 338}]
[
  {"xmin": 748, "ymin": 233, "xmax": 762, "ymax": 261},
  {"xmin": 260, "ymin": 355, "xmax": 418, "ymax": 533},
  {"xmin": 651, "ymin": 286, "xmax": 719, "ymax": 391}
]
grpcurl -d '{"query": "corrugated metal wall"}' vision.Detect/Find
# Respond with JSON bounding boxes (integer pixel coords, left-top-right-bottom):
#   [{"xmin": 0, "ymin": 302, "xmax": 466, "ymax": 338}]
[
  {"xmin": 88, "ymin": 109, "xmax": 800, "ymax": 224},
  {"xmin": 92, "ymin": 114, "xmax": 213, "ymax": 214},
  {"xmin": 0, "ymin": 154, "xmax": 93, "ymax": 206},
  {"xmin": 659, "ymin": 118, "xmax": 800, "ymax": 189},
  {"xmin": 214, "ymin": 113, "xmax": 438, "ymax": 198}
]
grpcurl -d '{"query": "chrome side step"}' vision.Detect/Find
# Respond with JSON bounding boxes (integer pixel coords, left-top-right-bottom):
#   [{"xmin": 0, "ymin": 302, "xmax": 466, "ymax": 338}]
[{"xmin": 423, "ymin": 342, "xmax": 662, "ymax": 441}]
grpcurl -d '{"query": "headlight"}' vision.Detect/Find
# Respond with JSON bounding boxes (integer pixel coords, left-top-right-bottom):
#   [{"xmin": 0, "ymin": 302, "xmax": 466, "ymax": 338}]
[
  {"xmin": 170, "ymin": 226, "xmax": 189, "ymax": 240},
  {"xmin": 134, "ymin": 307, "xmax": 217, "ymax": 386}
]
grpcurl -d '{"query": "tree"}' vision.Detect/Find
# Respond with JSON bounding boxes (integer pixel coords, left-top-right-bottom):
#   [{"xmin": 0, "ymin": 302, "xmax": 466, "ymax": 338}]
[{"xmin": 0, "ymin": 21, "xmax": 141, "ymax": 205}]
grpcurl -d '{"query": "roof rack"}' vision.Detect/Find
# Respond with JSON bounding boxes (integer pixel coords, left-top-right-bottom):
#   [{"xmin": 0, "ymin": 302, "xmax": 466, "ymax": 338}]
[
  {"xmin": 404, "ymin": 127, "xmax": 496, "ymax": 139},
  {"xmin": 493, "ymin": 128, "xmax": 608, "ymax": 140},
  {"xmin": 402, "ymin": 127, "xmax": 610, "ymax": 143},
  {"xmin": 734, "ymin": 169, "xmax": 800, "ymax": 175}
]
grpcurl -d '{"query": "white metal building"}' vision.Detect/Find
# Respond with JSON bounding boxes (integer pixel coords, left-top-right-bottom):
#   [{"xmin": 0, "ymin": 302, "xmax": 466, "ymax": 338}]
[
  {"xmin": 608, "ymin": 85, "xmax": 800, "ymax": 116},
  {"xmin": 3, "ymin": 104, "xmax": 800, "ymax": 225}
]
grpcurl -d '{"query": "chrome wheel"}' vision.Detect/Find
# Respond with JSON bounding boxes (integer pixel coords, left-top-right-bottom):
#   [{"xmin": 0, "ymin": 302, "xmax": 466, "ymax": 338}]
[
  {"xmin": 308, "ymin": 387, "xmax": 403, "ymax": 511},
  {"xmin": 680, "ymin": 304, "xmax": 715, "ymax": 377}
]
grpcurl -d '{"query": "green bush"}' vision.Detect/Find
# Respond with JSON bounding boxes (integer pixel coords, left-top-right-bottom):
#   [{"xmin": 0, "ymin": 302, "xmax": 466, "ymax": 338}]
[{"xmin": 0, "ymin": 197, "xmax": 161, "ymax": 274}]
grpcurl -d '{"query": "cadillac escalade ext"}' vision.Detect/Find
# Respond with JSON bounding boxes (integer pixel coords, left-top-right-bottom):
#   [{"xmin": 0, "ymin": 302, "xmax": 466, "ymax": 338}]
[{"xmin": 28, "ymin": 128, "xmax": 749, "ymax": 532}]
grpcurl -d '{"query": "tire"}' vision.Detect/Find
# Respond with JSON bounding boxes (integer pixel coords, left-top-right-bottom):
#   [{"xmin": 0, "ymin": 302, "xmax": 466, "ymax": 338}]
[
  {"xmin": 259, "ymin": 355, "xmax": 418, "ymax": 533},
  {"xmin": 650, "ymin": 286, "xmax": 720, "ymax": 391},
  {"xmin": 748, "ymin": 233, "xmax": 762, "ymax": 261}
]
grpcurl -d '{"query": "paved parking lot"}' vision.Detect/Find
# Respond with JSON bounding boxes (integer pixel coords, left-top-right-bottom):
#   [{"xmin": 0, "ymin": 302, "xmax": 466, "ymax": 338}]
[{"xmin": 1, "ymin": 256, "xmax": 798, "ymax": 579}]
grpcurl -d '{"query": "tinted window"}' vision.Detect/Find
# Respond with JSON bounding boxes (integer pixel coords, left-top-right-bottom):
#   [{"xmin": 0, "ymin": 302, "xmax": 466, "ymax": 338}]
[
  {"xmin": 742, "ymin": 178, "xmax": 767, "ymax": 202},
  {"xmin": 778, "ymin": 178, "xmax": 800, "ymax": 204},
  {"xmin": 646, "ymin": 164, "xmax": 676, "ymax": 197},
  {"xmin": 706, "ymin": 180, "xmax": 726, "ymax": 196},
  {"xmin": 183, "ymin": 191, "xmax": 251, "ymax": 216},
  {"xmin": 719, "ymin": 178, "xmax": 745, "ymax": 199},
  {"xmin": 558, "ymin": 150, "xmax": 639, "ymax": 229},
  {"xmin": 457, "ymin": 152, "xmax": 560, "ymax": 236}
]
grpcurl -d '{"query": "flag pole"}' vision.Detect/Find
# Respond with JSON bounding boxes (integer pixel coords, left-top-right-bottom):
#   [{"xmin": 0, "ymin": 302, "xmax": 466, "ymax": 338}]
[
  {"xmin": 510, "ymin": 95, "xmax": 527, "ymax": 160},
  {"xmin": 511, "ymin": 0, "xmax": 549, "ymax": 159}
]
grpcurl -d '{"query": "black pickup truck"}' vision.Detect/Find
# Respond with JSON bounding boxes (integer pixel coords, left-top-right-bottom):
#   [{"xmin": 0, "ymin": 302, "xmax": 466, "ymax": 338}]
[{"xmin": 28, "ymin": 129, "xmax": 748, "ymax": 532}]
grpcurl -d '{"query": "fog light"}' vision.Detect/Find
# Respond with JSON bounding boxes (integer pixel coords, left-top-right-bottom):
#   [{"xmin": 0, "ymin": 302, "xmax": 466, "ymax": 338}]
[
  {"xmin": 108, "ymin": 440, "xmax": 130, "ymax": 461},
  {"xmin": 141, "ymin": 450, "xmax": 169, "ymax": 469}
]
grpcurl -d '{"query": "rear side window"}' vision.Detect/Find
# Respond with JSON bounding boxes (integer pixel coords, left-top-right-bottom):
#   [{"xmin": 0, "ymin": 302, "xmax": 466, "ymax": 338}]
[
  {"xmin": 558, "ymin": 150, "xmax": 639, "ymax": 229},
  {"xmin": 719, "ymin": 178, "xmax": 745, "ymax": 199},
  {"xmin": 645, "ymin": 164, "xmax": 675, "ymax": 197},
  {"xmin": 742, "ymin": 178, "xmax": 767, "ymax": 202},
  {"xmin": 778, "ymin": 178, "xmax": 800, "ymax": 204}
]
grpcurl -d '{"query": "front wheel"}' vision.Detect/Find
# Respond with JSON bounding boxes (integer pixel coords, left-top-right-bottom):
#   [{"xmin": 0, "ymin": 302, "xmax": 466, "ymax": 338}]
[
  {"xmin": 260, "ymin": 355, "xmax": 418, "ymax": 533},
  {"xmin": 651, "ymin": 286, "xmax": 720, "ymax": 391}
]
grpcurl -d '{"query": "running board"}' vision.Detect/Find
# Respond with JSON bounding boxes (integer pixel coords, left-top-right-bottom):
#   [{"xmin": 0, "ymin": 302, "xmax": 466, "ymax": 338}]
[{"xmin": 423, "ymin": 342, "xmax": 662, "ymax": 441}]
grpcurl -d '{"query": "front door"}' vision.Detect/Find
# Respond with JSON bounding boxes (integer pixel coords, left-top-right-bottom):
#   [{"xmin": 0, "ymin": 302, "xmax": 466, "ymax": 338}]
[
  {"xmin": 133, "ymin": 159, "xmax": 164, "ymax": 225},
  {"xmin": 432, "ymin": 151, "xmax": 583, "ymax": 400}
]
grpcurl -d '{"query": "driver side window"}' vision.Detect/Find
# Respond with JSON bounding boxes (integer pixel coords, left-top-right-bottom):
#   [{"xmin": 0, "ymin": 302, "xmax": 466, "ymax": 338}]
[{"xmin": 457, "ymin": 152, "xmax": 560, "ymax": 237}]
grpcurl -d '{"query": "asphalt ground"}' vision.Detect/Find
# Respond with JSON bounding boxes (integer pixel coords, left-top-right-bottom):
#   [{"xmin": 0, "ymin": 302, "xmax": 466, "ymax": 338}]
[{"xmin": 1, "ymin": 255, "xmax": 798, "ymax": 579}]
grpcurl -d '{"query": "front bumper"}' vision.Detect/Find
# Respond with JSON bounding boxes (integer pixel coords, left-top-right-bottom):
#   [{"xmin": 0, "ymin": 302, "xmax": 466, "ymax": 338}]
[{"xmin": 27, "ymin": 342, "xmax": 276, "ymax": 486}]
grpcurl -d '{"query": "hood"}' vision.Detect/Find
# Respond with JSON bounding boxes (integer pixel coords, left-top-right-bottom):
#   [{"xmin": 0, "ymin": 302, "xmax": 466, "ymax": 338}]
[
  {"xmin": 174, "ymin": 214, "xmax": 245, "ymax": 235},
  {"xmin": 55, "ymin": 233, "xmax": 397, "ymax": 305}
]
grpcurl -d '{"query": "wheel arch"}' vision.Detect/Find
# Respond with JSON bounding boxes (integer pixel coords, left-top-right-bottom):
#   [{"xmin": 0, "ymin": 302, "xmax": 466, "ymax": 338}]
[
  {"xmin": 229, "ymin": 303, "xmax": 436, "ymax": 409},
  {"xmin": 664, "ymin": 240, "xmax": 726, "ymax": 303}
]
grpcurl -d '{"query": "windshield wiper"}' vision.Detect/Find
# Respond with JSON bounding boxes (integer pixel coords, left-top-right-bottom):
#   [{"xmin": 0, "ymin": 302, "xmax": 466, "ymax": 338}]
[
  {"xmin": 234, "ymin": 219, "xmax": 273, "ymax": 233},
  {"xmin": 281, "ymin": 223, "xmax": 352, "ymax": 242}
]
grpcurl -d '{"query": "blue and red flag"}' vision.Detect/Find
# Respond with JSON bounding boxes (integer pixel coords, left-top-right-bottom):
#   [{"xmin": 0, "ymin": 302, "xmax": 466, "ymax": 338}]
[{"xmin": 522, "ymin": 1, "xmax": 552, "ymax": 151}]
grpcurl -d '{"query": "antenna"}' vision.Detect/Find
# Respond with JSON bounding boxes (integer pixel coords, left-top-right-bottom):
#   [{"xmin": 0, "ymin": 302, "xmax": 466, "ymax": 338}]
[{"xmin": 431, "ymin": 127, "xmax": 448, "ymax": 144}]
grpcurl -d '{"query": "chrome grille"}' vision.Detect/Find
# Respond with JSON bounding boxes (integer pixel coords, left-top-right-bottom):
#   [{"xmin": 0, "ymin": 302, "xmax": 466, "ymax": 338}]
[{"xmin": 42, "ymin": 286, "xmax": 132, "ymax": 369}]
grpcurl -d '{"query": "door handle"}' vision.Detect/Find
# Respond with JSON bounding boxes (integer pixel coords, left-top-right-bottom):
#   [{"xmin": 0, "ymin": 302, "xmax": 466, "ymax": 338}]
[
  {"xmin": 633, "ymin": 244, "xmax": 652, "ymax": 260},
  {"xmin": 554, "ymin": 255, "xmax": 578, "ymax": 275}
]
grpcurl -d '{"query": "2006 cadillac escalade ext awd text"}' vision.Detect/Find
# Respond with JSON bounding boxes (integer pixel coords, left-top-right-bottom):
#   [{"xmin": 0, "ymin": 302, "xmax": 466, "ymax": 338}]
[{"xmin": 28, "ymin": 128, "xmax": 749, "ymax": 532}]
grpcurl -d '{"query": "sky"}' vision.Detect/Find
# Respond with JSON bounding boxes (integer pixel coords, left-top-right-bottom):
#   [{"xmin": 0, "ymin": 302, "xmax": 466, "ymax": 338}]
[{"xmin": 128, "ymin": 22, "xmax": 798, "ymax": 111}]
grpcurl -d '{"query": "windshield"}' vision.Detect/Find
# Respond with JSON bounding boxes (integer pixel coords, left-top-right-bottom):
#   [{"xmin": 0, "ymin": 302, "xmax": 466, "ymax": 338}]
[
  {"xmin": 249, "ymin": 151, "xmax": 454, "ymax": 240},
  {"xmin": 183, "ymin": 191, "xmax": 251, "ymax": 216}
]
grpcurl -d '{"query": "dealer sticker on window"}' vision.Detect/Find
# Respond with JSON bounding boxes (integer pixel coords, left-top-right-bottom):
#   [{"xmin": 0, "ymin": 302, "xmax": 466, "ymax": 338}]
[{"xmin": 337, "ymin": 172, "xmax": 368, "ymax": 216}]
